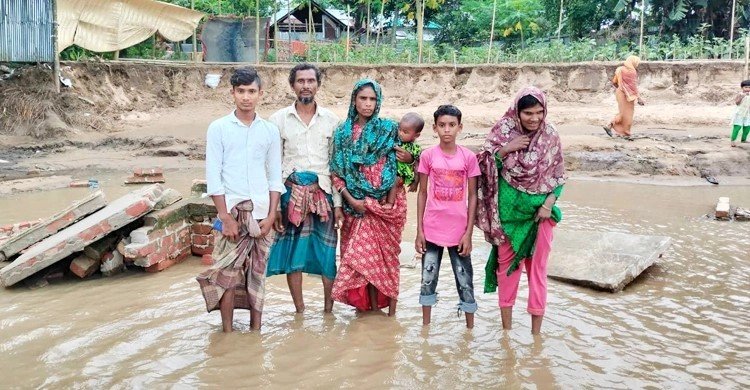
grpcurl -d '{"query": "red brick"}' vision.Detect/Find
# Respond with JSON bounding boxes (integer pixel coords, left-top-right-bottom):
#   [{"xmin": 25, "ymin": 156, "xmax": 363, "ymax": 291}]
[
  {"xmin": 125, "ymin": 200, "xmax": 151, "ymax": 217},
  {"xmin": 201, "ymin": 254, "xmax": 214, "ymax": 266},
  {"xmin": 191, "ymin": 245, "xmax": 213, "ymax": 256},
  {"xmin": 160, "ymin": 234, "xmax": 174, "ymax": 249},
  {"xmin": 123, "ymin": 242, "xmax": 158, "ymax": 259},
  {"xmin": 145, "ymin": 247, "xmax": 190, "ymax": 272},
  {"xmin": 134, "ymin": 167, "xmax": 163, "ymax": 176},
  {"xmin": 191, "ymin": 234, "xmax": 211, "ymax": 246},
  {"xmin": 69, "ymin": 180, "xmax": 89, "ymax": 188},
  {"xmin": 70, "ymin": 256, "xmax": 99, "ymax": 278},
  {"xmin": 190, "ymin": 223, "xmax": 213, "ymax": 235},
  {"xmin": 124, "ymin": 175, "xmax": 165, "ymax": 184}
]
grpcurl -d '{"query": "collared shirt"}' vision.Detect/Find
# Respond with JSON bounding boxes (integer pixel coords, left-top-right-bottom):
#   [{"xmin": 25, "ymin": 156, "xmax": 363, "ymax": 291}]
[
  {"xmin": 269, "ymin": 103, "xmax": 342, "ymax": 207},
  {"xmin": 206, "ymin": 111, "xmax": 285, "ymax": 220}
]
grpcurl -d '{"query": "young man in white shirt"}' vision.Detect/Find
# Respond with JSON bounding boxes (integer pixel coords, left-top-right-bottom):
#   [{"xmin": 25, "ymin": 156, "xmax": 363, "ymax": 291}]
[
  {"xmin": 197, "ymin": 67, "xmax": 284, "ymax": 332},
  {"xmin": 266, "ymin": 63, "xmax": 344, "ymax": 314}
]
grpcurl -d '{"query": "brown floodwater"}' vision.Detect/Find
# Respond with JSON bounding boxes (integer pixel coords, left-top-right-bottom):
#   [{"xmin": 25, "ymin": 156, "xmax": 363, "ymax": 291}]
[{"xmin": 0, "ymin": 169, "xmax": 748, "ymax": 388}]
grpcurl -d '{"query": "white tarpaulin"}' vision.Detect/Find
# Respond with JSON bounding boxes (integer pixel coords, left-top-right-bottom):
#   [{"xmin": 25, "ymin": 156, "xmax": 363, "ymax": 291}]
[{"xmin": 58, "ymin": 0, "xmax": 204, "ymax": 53}]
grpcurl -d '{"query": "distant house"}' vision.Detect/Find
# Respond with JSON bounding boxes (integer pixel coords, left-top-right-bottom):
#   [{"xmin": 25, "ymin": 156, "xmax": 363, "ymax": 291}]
[
  {"xmin": 268, "ymin": 0, "xmax": 351, "ymax": 45},
  {"xmin": 383, "ymin": 17, "xmax": 440, "ymax": 42}
]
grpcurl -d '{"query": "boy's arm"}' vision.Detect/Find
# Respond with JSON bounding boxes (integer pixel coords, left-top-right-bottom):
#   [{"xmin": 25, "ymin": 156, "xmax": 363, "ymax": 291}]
[
  {"xmin": 736, "ymin": 93, "xmax": 745, "ymax": 105},
  {"xmin": 458, "ymin": 177, "xmax": 477, "ymax": 256},
  {"xmin": 261, "ymin": 126, "xmax": 285, "ymax": 236},
  {"xmin": 415, "ymin": 173, "xmax": 428, "ymax": 254},
  {"xmin": 206, "ymin": 125, "xmax": 240, "ymax": 241}
]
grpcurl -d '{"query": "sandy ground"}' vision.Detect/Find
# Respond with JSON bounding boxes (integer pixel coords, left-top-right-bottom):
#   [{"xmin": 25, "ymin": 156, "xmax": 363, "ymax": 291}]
[{"xmin": 0, "ymin": 61, "xmax": 748, "ymax": 187}]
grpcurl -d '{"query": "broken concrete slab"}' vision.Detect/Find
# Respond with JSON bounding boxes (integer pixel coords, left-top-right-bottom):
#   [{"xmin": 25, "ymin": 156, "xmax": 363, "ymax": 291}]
[
  {"xmin": 191, "ymin": 179, "xmax": 207, "ymax": 197},
  {"xmin": 734, "ymin": 207, "xmax": 750, "ymax": 221},
  {"xmin": 0, "ymin": 190, "xmax": 108, "ymax": 262},
  {"xmin": 0, "ymin": 185, "xmax": 164, "ymax": 287},
  {"xmin": 716, "ymin": 197, "xmax": 730, "ymax": 219},
  {"xmin": 154, "ymin": 188, "xmax": 183, "ymax": 210},
  {"xmin": 547, "ymin": 230, "xmax": 671, "ymax": 292},
  {"xmin": 124, "ymin": 174, "xmax": 165, "ymax": 184}
]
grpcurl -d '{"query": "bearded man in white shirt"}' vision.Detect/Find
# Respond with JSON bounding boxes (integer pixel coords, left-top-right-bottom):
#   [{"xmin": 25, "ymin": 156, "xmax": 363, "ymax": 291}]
[
  {"xmin": 197, "ymin": 67, "xmax": 284, "ymax": 332},
  {"xmin": 266, "ymin": 63, "xmax": 344, "ymax": 314}
]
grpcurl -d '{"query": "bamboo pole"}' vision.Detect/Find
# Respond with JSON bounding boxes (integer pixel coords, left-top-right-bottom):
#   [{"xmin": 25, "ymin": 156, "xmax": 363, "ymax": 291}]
[
  {"xmin": 729, "ymin": 0, "xmax": 737, "ymax": 59},
  {"xmin": 309, "ymin": 0, "xmax": 314, "ymax": 44},
  {"xmin": 638, "ymin": 0, "xmax": 645, "ymax": 56},
  {"xmin": 417, "ymin": 0, "xmax": 425, "ymax": 63},
  {"xmin": 487, "ymin": 0, "xmax": 497, "ymax": 63},
  {"xmin": 557, "ymin": 0, "xmax": 563, "ymax": 41},
  {"xmin": 287, "ymin": 0, "xmax": 292, "ymax": 57},
  {"xmin": 192, "ymin": 0, "xmax": 197, "ymax": 62},
  {"xmin": 745, "ymin": 36, "xmax": 749, "ymax": 79},
  {"xmin": 366, "ymin": 0, "xmax": 372, "ymax": 44},
  {"xmin": 376, "ymin": 0, "xmax": 385, "ymax": 47},
  {"xmin": 346, "ymin": 5, "xmax": 351, "ymax": 61},
  {"xmin": 255, "ymin": 0, "xmax": 260, "ymax": 64},
  {"xmin": 52, "ymin": 0, "xmax": 59, "ymax": 93}
]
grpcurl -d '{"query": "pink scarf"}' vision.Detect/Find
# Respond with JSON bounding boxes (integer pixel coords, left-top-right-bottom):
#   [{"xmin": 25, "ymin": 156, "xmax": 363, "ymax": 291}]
[{"xmin": 476, "ymin": 87, "xmax": 566, "ymax": 244}]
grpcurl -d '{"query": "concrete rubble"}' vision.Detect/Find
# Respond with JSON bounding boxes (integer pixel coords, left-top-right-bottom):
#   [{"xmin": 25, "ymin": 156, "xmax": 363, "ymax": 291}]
[
  {"xmin": 548, "ymin": 230, "xmax": 672, "ymax": 292},
  {"xmin": 0, "ymin": 190, "xmax": 107, "ymax": 262},
  {"xmin": 125, "ymin": 167, "xmax": 165, "ymax": 184},
  {"xmin": 0, "ymin": 185, "xmax": 164, "ymax": 287},
  {"xmin": 713, "ymin": 197, "xmax": 749, "ymax": 221}
]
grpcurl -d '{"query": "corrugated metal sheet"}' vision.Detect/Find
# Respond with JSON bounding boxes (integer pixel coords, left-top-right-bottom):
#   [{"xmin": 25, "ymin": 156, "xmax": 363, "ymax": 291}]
[{"xmin": 0, "ymin": 0, "xmax": 54, "ymax": 62}]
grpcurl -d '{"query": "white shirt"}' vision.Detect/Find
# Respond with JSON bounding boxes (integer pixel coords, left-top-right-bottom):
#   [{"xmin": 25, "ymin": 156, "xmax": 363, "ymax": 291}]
[
  {"xmin": 205, "ymin": 111, "xmax": 285, "ymax": 220},
  {"xmin": 269, "ymin": 103, "xmax": 342, "ymax": 207}
]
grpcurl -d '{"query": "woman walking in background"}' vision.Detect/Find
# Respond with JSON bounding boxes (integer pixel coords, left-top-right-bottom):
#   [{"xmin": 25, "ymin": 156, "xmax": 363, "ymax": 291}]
[{"xmin": 604, "ymin": 55, "xmax": 645, "ymax": 138}]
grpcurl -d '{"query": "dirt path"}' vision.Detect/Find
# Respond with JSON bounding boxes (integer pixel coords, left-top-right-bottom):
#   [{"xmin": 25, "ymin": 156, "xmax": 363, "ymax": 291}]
[{"xmin": 0, "ymin": 61, "xmax": 748, "ymax": 184}]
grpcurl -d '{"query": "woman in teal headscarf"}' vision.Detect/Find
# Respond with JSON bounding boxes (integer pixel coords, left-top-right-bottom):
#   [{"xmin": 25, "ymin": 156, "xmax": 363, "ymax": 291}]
[{"xmin": 330, "ymin": 79, "xmax": 407, "ymax": 316}]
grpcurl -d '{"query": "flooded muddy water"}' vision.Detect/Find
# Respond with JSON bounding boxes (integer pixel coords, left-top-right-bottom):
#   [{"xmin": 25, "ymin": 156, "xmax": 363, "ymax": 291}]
[{"xmin": 0, "ymin": 169, "xmax": 748, "ymax": 388}]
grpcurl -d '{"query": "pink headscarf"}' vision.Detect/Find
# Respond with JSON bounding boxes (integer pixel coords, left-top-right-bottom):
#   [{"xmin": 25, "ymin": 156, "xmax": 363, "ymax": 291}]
[{"xmin": 475, "ymin": 86, "xmax": 566, "ymax": 245}]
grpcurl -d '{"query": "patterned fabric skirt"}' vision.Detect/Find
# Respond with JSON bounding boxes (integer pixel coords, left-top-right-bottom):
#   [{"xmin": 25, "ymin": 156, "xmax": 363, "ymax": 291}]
[
  {"xmin": 332, "ymin": 187, "xmax": 407, "ymax": 310},
  {"xmin": 266, "ymin": 207, "xmax": 337, "ymax": 280},
  {"xmin": 196, "ymin": 200, "xmax": 273, "ymax": 313}
]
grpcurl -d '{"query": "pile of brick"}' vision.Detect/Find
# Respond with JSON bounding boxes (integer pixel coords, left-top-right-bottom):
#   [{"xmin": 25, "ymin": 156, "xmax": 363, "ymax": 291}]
[
  {"xmin": 0, "ymin": 181, "xmax": 219, "ymax": 289},
  {"xmin": 125, "ymin": 167, "xmax": 165, "ymax": 184}
]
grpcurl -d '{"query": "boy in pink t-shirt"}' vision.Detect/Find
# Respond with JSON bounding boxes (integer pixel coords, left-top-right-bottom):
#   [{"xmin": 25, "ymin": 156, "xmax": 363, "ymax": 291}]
[{"xmin": 415, "ymin": 105, "xmax": 480, "ymax": 328}]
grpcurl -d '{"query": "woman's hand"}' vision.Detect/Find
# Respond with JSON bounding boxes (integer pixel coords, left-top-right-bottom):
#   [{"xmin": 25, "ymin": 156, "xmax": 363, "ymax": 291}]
[
  {"xmin": 501, "ymin": 136, "xmax": 530, "ymax": 156},
  {"xmin": 349, "ymin": 198, "xmax": 366, "ymax": 214},
  {"xmin": 394, "ymin": 146, "xmax": 414, "ymax": 164},
  {"xmin": 534, "ymin": 205, "xmax": 552, "ymax": 222}
]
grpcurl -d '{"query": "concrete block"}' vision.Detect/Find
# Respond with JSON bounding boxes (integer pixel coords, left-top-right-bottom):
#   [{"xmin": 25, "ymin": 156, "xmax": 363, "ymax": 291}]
[
  {"xmin": 134, "ymin": 167, "xmax": 163, "ymax": 177},
  {"xmin": 70, "ymin": 255, "xmax": 99, "ymax": 278},
  {"xmin": 716, "ymin": 197, "xmax": 730, "ymax": 219},
  {"xmin": 547, "ymin": 230, "xmax": 672, "ymax": 292},
  {"xmin": 124, "ymin": 174, "xmax": 165, "ymax": 184},
  {"xmin": 191, "ymin": 179, "xmax": 207, "ymax": 197},
  {"xmin": 154, "ymin": 188, "xmax": 183, "ymax": 210},
  {"xmin": 100, "ymin": 251, "xmax": 125, "ymax": 276},
  {"xmin": 735, "ymin": 207, "xmax": 750, "ymax": 221},
  {"xmin": 0, "ymin": 185, "xmax": 163, "ymax": 287},
  {"xmin": 0, "ymin": 190, "xmax": 107, "ymax": 262}
]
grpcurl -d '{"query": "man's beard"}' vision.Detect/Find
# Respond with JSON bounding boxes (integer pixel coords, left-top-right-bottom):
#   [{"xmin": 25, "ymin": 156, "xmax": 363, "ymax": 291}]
[{"xmin": 298, "ymin": 96, "xmax": 314, "ymax": 104}]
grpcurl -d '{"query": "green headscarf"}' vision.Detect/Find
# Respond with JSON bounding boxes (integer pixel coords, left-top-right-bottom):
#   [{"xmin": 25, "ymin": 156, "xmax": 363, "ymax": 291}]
[{"xmin": 330, "ymin": 79, "xmax": 398, "ymax": 215}]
